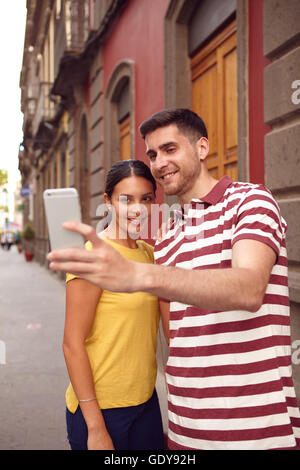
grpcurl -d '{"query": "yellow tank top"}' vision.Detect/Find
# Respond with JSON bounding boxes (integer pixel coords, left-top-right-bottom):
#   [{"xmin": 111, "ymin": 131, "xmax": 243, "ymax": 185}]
[{"xmin": 65, "ymin": 238, "xmax": 160, "ymax": 412}]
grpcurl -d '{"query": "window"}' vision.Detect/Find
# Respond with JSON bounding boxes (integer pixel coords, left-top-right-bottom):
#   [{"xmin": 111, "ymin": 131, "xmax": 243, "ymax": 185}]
[
  {"xmin": 117, "ymin": 76, "xmax": 131, "ymax": 160},
  {"xmin": 60, "ymin": 152, "xmax": 66, "ymax": 187},
  {"xmin": 56, "ymin": 0, "xmax": 62, "ymax": 19},
  {"xmin": 119, "ymin": 115, "xmax": 131, "ymax": 160},
  {"xmin": 104, "ymin": 60, "xmax": 135, "ymax": 169}
]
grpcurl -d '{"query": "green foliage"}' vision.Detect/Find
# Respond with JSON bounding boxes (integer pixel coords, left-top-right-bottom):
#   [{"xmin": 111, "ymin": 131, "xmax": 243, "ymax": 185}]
[
  {"xmin": 21, "ymin": 223, "xmax": 35, "ymax": 241},
  {"xmin": 0, "ymin": 169, "xmax": 8, "ymax": 188}
]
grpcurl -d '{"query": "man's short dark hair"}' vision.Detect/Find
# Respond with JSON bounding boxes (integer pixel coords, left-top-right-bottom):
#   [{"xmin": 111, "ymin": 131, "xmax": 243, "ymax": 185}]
[{"xmin": 139, "ymin": 108, "xmax": 208, "ymax": 142}]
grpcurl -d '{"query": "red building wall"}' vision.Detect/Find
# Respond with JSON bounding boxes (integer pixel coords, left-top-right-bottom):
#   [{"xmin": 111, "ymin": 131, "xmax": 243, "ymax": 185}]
[
  {"xmin": 102, "ymin": 0, "xmax": 271, "ymax": 191},
  {"xmin": 102, "ymin": 0, "xmax": 169, "ymax": 172}
]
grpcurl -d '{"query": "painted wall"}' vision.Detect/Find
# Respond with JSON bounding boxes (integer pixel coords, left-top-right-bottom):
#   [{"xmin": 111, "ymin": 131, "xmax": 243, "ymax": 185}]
[{"xmin": 102, "ymin": 0, "xmax": 169, "ymax": 202}]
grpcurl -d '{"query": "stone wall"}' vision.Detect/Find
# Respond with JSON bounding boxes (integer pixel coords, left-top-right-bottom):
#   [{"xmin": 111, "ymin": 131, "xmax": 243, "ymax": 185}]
[{"xmin": 263, "ymin": 0, "xmax": 300, "ymax": 401}]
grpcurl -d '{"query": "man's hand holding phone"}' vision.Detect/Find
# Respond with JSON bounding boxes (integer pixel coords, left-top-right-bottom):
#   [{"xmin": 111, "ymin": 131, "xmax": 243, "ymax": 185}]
[
  {"xmin": 43, "ymin": 188, "xmax": 84, "ymax": 251},
  {"xmin": 47, "ymin": 221, "xmax": 142, "ymax": 292}
]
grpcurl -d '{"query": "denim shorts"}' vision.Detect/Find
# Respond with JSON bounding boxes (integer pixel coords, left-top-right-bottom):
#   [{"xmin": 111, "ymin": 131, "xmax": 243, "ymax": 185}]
[{"xmin": 66, "ymin": 389, "xmax": 164, "ymax": 450}]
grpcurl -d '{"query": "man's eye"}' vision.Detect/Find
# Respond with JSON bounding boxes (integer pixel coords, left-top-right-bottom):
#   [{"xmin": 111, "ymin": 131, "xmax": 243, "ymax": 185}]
[{"xmin": 167, "ymin": 147, "xmax": 176, "ymax": 153}]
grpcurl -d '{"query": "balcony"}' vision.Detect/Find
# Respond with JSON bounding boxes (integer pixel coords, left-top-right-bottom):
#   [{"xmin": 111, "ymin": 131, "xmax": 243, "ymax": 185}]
[
  {"xmin": 31, "ymin": 82, "xmax": 57, "ymax": 151},
  {"xmin": 18, "ymin": 145, "xmax": 32, "ymax": 181},
  {"xmin": 52, "ymin": 0, "xmax": 127, "ymax": 98},
  {"xmin": 54, "ymin": 0, "xmax": 91, "ymax": 80},
  {"xmin": 22, "ymin": 98, "xmax": 37, "ymax": 133},
  {"xmin": 32, "ymin": 82, "xmax": 55, "ymax": 138}
]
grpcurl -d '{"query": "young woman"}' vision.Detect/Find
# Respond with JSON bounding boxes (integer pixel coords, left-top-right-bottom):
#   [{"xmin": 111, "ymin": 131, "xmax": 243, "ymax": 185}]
[{"xmin": 63, "ymin": 159, "xmax": 166, "ymax": 450}]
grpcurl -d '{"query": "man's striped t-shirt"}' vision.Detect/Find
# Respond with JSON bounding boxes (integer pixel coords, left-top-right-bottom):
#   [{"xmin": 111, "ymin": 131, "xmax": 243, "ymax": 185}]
[{"xmin": 154, "ymin": 176, "xmax": 300, "ymax": 450}]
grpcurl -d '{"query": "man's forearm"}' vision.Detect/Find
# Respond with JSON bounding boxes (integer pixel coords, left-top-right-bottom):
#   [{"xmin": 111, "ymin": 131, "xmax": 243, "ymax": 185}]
[
  {"xmin": 136, "ymin": 262, "xmax": 263, "ymax": 313},
  {"xmin": 46, "ymin": 223, "xmax": 273, "ymax": 310}
]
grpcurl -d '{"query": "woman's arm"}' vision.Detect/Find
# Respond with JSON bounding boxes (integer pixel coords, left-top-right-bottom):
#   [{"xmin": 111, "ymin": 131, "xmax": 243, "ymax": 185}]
[{"xmin": 63, "ymin": 278, "xmax": 114, "ymax": 450}]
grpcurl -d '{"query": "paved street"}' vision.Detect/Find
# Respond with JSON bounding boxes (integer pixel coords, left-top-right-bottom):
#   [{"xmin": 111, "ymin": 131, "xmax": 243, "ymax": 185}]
[{"xmin": 0, "ymin": 245, "xmax": 69, "ymax": 450}]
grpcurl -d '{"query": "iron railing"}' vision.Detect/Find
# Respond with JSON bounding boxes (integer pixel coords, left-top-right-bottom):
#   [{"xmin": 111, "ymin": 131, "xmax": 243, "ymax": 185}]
[
  {"xmin": 54, "ymin": 0, "xmax": 91, "ymax": 78},
  {"xmin": 32, "ymin": 82, "xmax": 55, "ymax": 136}
]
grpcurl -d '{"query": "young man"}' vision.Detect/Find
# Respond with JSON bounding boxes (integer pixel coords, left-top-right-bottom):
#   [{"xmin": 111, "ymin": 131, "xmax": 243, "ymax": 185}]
[{"xmin": 48, "ymin": 109, "xmax": 300, "ymax": 450}]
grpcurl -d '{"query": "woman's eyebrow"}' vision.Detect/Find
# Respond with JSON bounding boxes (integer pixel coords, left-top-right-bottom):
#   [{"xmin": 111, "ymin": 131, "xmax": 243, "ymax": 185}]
[{"xmin": 119, "ymin": 192, "xmax": 154, "ymax": 197}]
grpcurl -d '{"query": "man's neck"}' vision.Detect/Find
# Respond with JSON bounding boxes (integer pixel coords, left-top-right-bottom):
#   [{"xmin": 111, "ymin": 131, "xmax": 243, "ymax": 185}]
[{"xmin": 178, "ymin": 173, "xmax": 219, "ymax": 206}]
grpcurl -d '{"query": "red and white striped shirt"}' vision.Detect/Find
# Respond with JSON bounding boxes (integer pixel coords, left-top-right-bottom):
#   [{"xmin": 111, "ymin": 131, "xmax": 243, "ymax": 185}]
[{"xmin": 154, "ymin": 176, "xmax": 300, "ymax": 450}]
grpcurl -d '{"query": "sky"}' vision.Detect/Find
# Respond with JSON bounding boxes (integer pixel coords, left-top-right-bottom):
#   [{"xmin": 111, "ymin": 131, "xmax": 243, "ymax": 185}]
[{"xmin": 0, "ymin": 2, "xmax": 27, "ymax": 216}]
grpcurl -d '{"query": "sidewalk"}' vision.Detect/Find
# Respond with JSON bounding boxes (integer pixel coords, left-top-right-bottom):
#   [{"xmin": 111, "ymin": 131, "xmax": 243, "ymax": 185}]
[{"xmin": 0, "ymin": 246, "xmax": 69, "ymax": 450}]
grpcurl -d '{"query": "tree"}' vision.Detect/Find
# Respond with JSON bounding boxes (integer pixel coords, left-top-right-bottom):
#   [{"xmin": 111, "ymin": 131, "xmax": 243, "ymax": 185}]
[
  {"xmin": 0, "ymin": 169, "xmax": 8, "ymax": 188},
  {"xmin": 0, "ymin": 171, "xmax": 9, "ymax": 216}
]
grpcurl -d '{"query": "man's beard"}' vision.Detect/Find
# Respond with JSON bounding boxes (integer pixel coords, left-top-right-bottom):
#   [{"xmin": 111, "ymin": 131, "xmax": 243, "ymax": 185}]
[{"xmin": 158, "ymin": 158, "xmax": 201, "ymax": 197}]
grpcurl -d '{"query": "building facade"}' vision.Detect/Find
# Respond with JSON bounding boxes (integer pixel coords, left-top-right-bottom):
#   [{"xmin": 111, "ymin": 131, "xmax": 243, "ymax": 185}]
[{"xmin": 19, "ymin": 0, "xmax": 300, "ymax": 400}]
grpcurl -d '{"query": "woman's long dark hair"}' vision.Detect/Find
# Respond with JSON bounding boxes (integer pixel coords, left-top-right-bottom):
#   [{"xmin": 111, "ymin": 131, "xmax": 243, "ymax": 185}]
[{"xmin": 105, "ymin": 159, "xmax": 156, "ymax": 198}]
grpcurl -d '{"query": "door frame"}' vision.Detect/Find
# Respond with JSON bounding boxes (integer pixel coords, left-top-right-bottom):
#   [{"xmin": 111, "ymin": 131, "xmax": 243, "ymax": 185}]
[{"xmin": 164, "ymin": 0, "xmax": 249, "ymax": 182}]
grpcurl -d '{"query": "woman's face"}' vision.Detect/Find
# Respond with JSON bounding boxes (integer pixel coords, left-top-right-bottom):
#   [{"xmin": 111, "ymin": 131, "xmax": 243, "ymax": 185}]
[{"xmin": 105, "ymin": 175, "xmax": 155, "ymax": 239}]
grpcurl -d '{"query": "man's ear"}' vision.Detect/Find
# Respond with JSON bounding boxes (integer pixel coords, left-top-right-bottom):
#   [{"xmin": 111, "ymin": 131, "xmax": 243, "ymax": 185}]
[{"xmin": 196, "ymin": 137, "xmax": 209, "ymax": 162}]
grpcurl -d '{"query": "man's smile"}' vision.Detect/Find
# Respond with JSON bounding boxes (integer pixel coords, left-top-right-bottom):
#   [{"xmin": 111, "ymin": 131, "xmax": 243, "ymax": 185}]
[{"xmin": 159, "ymin": 170, "xmax": 178, "ymax": 181}]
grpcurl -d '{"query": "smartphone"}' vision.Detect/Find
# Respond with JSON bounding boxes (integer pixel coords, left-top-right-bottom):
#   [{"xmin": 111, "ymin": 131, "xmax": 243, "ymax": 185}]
[{"xmin": 43, "ymin": 188, "xmax": 85, "ymax": 251}]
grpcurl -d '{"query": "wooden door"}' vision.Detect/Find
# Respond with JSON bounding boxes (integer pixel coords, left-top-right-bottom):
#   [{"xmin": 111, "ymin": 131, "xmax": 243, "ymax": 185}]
[
  {"xmin": 119, "ymin": 115, "xmax": 131, "ymax": 160},
  {"xmin": 191, "ymin": 21, "xmax": 238, "ymax": 180}
]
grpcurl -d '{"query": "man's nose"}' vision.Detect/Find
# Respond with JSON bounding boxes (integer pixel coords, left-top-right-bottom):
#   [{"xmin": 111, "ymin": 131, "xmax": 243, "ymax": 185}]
[{"xmin": 153, "ymin": 152, "xmax": 169, "ymax": 172}]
